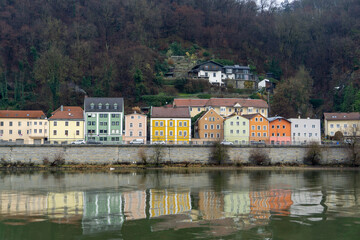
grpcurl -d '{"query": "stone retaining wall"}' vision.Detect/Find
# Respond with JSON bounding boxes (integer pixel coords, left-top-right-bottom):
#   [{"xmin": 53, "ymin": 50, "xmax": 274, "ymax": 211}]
[{"xmin": 0, "ymin": 145, "xmax": 350, "ymax": 165}]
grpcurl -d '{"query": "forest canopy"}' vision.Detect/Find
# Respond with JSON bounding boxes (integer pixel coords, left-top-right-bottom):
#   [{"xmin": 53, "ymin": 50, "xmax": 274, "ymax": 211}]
[{"xmin": 0, "ymin": 0, "xmax": 359, "ymax": 117}]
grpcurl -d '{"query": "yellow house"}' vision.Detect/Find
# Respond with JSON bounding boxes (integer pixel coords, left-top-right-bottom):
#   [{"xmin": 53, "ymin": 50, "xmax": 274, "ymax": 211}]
[
  {"xmin": 150, "ymin": 107, "xmax": 191, "ymax": 144},
  {"xmin": 0, "ymin": 110, "xmax": 48, "ymax": 144},
  {"xmin": 324, "ymin": 112, "xmax": 360, "ymax": 137},
  {"xmin": 48, "ymin": 106, "xmax": 84, "ymax": 144}
]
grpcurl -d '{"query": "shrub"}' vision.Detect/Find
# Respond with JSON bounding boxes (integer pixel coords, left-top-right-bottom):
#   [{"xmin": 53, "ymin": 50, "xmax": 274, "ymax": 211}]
[
  {"xmin": 210, "ymin": 141, "xmax": 229, "ymax": 165},
  {"xmin": 304, "ymin": 142, "xmax": 322, "ymax": 165},
  {"xmin": 151, "ymin": 144, "xmax": 164, "ymax": 166},
  {"xmin": 51, "ymin": 153, "xmax": 65, "ymax": 166},
  {"xmin": 43, "ymin": 157, "xmax": 50, "ymax": 166},
  {"xmin": 249, "ymin": 148, "xmax": 270, "ymax": 166},
  {"xmin": 138, "ymin": 147, "xmax": 148, "ymax": 165}
]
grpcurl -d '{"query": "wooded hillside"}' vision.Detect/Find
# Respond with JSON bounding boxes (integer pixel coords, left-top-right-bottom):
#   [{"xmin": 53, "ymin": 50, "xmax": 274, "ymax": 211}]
[{"xmin": 0, "ymin": 0, "xmax": 359, "ymax": 116}]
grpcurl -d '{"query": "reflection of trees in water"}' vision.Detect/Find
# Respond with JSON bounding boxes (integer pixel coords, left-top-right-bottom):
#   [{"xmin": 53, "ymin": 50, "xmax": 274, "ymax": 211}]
[
  {"xmin": 209, "ymin": 171, "xmax": 230, "ymax": 192},
  {"xmin": 303, "ymin": 170, "xmax": 322, "ymax": 188},
  {"xmin": 248, "ymin": 171, "xmax": 271, "ymax": 190}
]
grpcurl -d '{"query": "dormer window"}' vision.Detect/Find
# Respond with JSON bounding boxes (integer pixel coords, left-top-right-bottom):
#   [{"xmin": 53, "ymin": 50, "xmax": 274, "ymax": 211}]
[
  {"xmin": 106, "ymin": 103, "xmax": 110, "ymax": 110},
  {"xmin": 98, "ymin": 103, "xmax": 102, "ymax": 109},
  {"xmin": 90, "ymin": 103, "xmax": 94, "ymax": 110},
  {"xmin": 114, "ymin": 104, "xmax": 118, "ymax": 110}
]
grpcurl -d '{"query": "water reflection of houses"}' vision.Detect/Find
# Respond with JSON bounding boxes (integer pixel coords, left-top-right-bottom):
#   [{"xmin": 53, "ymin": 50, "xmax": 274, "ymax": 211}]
[
  {"xmin": 199, "ymin": 191, "xmax": 224, "ymax": 220},
  {"xmin": 123, "ymin": 191, "xmax": 146, "ymax": 220},
  {"xmin": 290, "ymin": 190, "xmax": 324, "ymax": 219},
  {"xmin": 47, "ymin": 192, "xmax": 83, "ymax": 222},
  {"xmin": 149, "ymin": 189, "xmax": 191, "ymax": 218},
  {"xmin": 82, "ymin": 192, "xmax": 124, "ymax": 234}
]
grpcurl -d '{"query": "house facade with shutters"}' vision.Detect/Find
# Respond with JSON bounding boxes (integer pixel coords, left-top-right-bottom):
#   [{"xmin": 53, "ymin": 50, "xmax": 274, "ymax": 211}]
[
  {"xmin": 243, "ymin": 113, "xmax": 269, "ymax": 143},
  {"xmin": 289, "ymin": 118, "xmax": 321, "ymax": 144},
  {"xmin": 268, "ymin": 116, "xmax": 291, "ymax": 145},
  {"xmin": 84, "ymin": 97, "xmax": 124, "ymax": 143},
  {"xmin": 223, "ymin": 113, "xmax": 249, "ymax": 144},
  {"xmin": 48, "ymin": 106, "xmax": 84, "ymax": 144},
  {"xmin": 194, "ymin": 109, "xmax": 224, "ymax": 142},
  {"xmin": 0, "ymin": 110, "xmax": 48, "ymax": 144},
  {"xmin": 123, "ymin": 112, "xmax": 147, "ymax": 143},
  {"xmin": 150, "ymin": 107, "xmax": 191, "ymax": 144}
]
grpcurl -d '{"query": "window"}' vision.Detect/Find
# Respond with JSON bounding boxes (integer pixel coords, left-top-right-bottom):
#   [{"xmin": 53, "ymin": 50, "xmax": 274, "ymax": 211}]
[
  {"xmin": 283, "ymin": 133, "xmax": 285, "ymax": 136},
  {"xmin": 312, "ymin": 125, "xmax": 315, "ymax": 128},
  {"xmin": 255, "ymin": 118, "xmax": 258, "ymax": 122},
  {"xmin": 204, "ymin": 133, "xmax": 208, "ymax": 138},
  {"xmin": 198, "ymin": 108, "xmax": 200, "ymax": 111},
  {"xmin": 344, "ymin": 124, "xmax": 348, "ymax": 128},
  {"xmin": 130, "ymin": 123, "xmax": 133, "ymax": 128},
  {"xmin": 257, "ymin": 126, "xmax": 261, "ymax": 130},
  {"xmin": 248, "ymin": 107, "xmax": 253, "ymax": 113},
  {"xmin": 106, "ymin": 103, "xmax": 109, "ymax": 109},
  {"xmin": 65, "ymin": 130, "xmax": 68, "ymax": 136},
  {"xmin": 217, "ymin": 124, "xmax": 220, "ymax": 129},
  {"xmin": 178, "ymin": 131, "xmax": 182, "ymax": 136},
  {"xmin": 210, "ymin": 133, "xmax": 214, "ymax": 138},
  {"xmin": 252, "ymin": 133, "xmax": 255, "ymax": 137},
  {"xmin": 204, "ymin": 124, "xmax": 208, "ymax": 130},
  {"xmin": 130, "ymin": 131, "xmax": 133, "ymax": 136},
  {"xmin": 210, "ymin": 125, "xmax": 214, "ymax": 129},
  {"xmin": 160, "ymin": 121, "xmax": 164, "ymax": 127},
  {"xmin": 139, "ymin": 131, "xmax": 142, "ymax": 137},
  {"xmin": 18, "ymin": 122, "xmax": 21, "ymax": 126},
  {"xmin": 184, "ymin": 131, "xmax": 187, "ymax": 137},
  {"xmin": 277, "ymin": 125, "xmax": 280, "ymax": 129},
  {"xmin": 131, "ymin": 116, "xmax": 134, "ymax": 119},
  {"xmin": 230, "ymin": 130, "xmax": 234, "ymax": 134},
  {"xmin": 330, "ymin": 131, "xmax": 334, "ymax": 135},
  {"xmin": 34, "ymin": 129, "xmax": 37, "ymax": 134},
  {"xmin": 9, "ymin": 121, "xmax": 13, "ymax": 126},
  {"xmin": 220, "ymin": 107, "xmax": 226, "ymax": 112},
  {"xmin": 304, "ymin": 124, "xmax": 307, "ymax": 128},
  {"xmin": 304, "ymin": 133, "xmax": 307, "ymax": 136},
  {"xmin": 263, "ymin": 126, "xmax": 267, "ymax": 130},
  {"xmin": 309, "ymin": 133, "xmax": 312, "ymax": 137},
  {"xmin": 353, "ymin": 124, "xmax": 357, "ymax": 128},
  {"xmin": 155, "ymin": 121, "xmax": 158, "ymax": 127},
  {"xmin": 252, "ymin": 126, "xmax": 255, "ymax": 130},
  {"xmin": 76, "ymin": 121, "xmax": 80, "ymax": 126},
  {"xmin": 230, "ymin": 122, "xmax": 234, "ymax": 126},
  {"xmin": 139, "ymin": 123, "xmax": 142, "ymax": 128},
  {"xmin": 53, "ymin": 130, "xmax": 57, "ymax": 135},
  {"xmin": 9, "ymin": 130, "xmax": 12, "ymax": 134},
  {"xmin": 263, "ymin": 133, "xmax": 267, "ymax": 137},
  {"xmin": 0, "ymin": 122, "xmax": 3, "ymax": 126},
  {"xmin": 0, "ymin": 130, "xmax": 3, "ymax": 135},
  {"xmin": 155, "ymin": 131, "xmax": 159, "ymax": 136},
  {"xmin": 272, "ymin": 125, "xmax": 275, "ymax": 129},
  {"xmin": 330, "ymin": 124, "xmax": 334, "ymax": 128},
  {"xmin": 236, "ymin": 122, "xmax": 239, "ymax": 126},
  {"xmin": 34, "ymin": 122, "xmax": 37, "ymax": 126},
  {"xmin": 298, "ymin": 133, "xmax": 300, "ymax": 136},
  {"xmin": 90, "ymin": 103, "xmax": 94, "ymax": 109},
  {"xmin": 293, "ymin": 133, "xmax": 295, "ymax": 136},
  {"xmin": 169, "ymin": 131, "xmax": 173, "ymax": 136},
  {"xmin": 160, "ymin": 131, "xmax": 164, "ymax": 136},
  {"xmin": 229, "ymin": 108, "xmax": 232, "ymax": 112},
  {"xmin": 169, "ymin": 121, "xmax": 173, "ymax": 127},
  {"xmin": 236, "ymin": 130, "xmax": 240, "ymax": 134},
  {"xmin": 54, "ymin": 121, "xmax": 57, "ymax": 126},
  {"xmin": 179, "ymin": 121, "xmax": 182, "ymax": 127},
  {"xmin": 65, "ymin": 121, "xmax": 69, "ymax": 126},
  {"xmin": 260, "ymin": 118, "xmax": 263, "ymax": 122},
  {"xmin": 257, "ymin": 133, "xmax": 261, "ymax": 137},
  {"xmin": 283, "ymin": 125, "xmax": 286, "ymax": 129},
  {"xmin": 277, "ymin": 133, "xmax": 280, "ymax": 136},
  {"xmin": 243, "ymin": 130, "xmax": 246, "ymax": 134},
  {"xmin": 272, "ymin": 133, "xmax": 275, "ymax": 136},
  {"xmin": 184, "ymin": 121, "xmax": 187, "ymax": 127},
  {"xmin": 295, "ymin": 124, "xmax": 298, "ymax": 128},
  {"xmin": 213, "ymin": 73, "xmax": 216, "ymax": 77},
  {"xmin": 243, "ymin": 122, "xmax": 246, "ymax": 126},
  {"xmin": 98, "ymin": 103, "xmax": 102, "ymax": 109},
  {"xmin": 216, "ymin": 133, "xmax": 219, "ymax": 138},
  {"xmin": 114, "ymin": 104, "xmax": 118, "ymax": 109},
  {"xmin": 190, "ymin": 107, "xmax": 192, "ymax": 111},
  {"xmin": 76, "ymin": 130, "xmax": 80, "ymax": 136},
  {"xmin": 18, "ymin": 130, "xmax": 22, "ymax": 135},
  {"xmin": 336, "ymin": 124, "xmax": 340, "ymax": 128}
]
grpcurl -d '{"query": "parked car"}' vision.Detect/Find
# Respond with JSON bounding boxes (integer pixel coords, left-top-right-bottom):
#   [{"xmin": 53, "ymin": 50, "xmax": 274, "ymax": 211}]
[
  {"xmin": 86, "ymin": 140, "xmax": 102, "ymax": 145},
  {"xmin": 152, "ymin": 141, "xmax": 166, "ymax": 145},
  {"xmin": 220, "ymin": 141, "xmax": 234, "ymax": 145},
  {"xmin": 130, "ymin": 139, "xmax": 144, "ymax": 144},
  {"xmin": 71, "ymin": 140, "xmax": 86, "ymax": 145}
]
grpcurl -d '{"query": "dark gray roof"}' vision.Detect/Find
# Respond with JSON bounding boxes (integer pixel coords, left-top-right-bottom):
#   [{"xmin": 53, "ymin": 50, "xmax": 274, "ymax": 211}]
[
  {"xmin": 84, "ymin": 97, "xmax": 124, "ymax": 112},
  {"xmin": 223, "ymin": 65, "xmax": 250, "ymax": 70}
]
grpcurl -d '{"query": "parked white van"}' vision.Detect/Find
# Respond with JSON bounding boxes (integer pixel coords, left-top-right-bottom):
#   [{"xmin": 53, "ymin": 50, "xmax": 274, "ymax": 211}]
[{"xmin": 129, "ymin": 139, "xmax": 144, "ymax": 144}]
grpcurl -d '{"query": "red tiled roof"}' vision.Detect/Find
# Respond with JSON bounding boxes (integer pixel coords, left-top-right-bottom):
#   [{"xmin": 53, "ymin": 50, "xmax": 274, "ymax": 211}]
[
  {"xmin": 173, "ymin": 99, "xmax": 208, "ymax": 107},
  {"xmin": 49, "ymin": 106, "xmax": 84, "ymax": 120},
  {"xmin": 206, "ymin": 98, "xmax": 268, "ymax": 108},
  {"xmin": 172, "ymin": 98, "xmax": 268, "ymax": 108},
  {"xmin": 151, "ymin": 107, "xmax": 190, "ymax": 118},
  {"xmin": 324, "ymin": 112, "xmax": 360, "ymax": 121},
  {"xmin": 0, "ymin": 110, "xmax": 46, "ymax": 119}
]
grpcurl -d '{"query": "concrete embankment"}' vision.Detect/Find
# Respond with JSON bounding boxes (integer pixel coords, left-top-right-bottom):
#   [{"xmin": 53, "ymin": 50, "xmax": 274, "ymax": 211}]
[{"xmin": 0, "ymin": 145, "xmax": 350, "ymax": 165}]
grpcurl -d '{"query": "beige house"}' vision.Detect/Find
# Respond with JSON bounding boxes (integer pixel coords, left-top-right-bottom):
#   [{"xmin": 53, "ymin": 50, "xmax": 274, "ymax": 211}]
[
  {"xmin": 194, "ymin": 108, "xmax": 224, "ymax": 143},
  {"xmin": 0, "ymin": 110, "xmax": 48, "ymax": 144},
  {"xmin": 48, "ymin": 106, "xmax": 85, "ymax": 144},
  {"xmin": 173, "ymin": 98, "xmax": 268, "ymax": 117},
  {"xmin": 123, "ymin": 112, "xmax": 147, "ymax": 143},
  {"xmin": 324, "ymin": 112, "xmax": 360, "ymax": 137}
]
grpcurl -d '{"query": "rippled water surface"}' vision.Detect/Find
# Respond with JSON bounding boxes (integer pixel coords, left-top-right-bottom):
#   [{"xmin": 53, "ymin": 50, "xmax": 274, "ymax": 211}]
[{"xmin": 1, "ymin": 169, "xmax": 360, "ymax": 239}]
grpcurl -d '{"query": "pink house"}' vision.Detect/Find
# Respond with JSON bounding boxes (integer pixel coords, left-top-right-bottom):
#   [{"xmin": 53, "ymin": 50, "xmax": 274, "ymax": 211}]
[{"xmin": 124, "ymin": 112, "xmax": 147, "ymax": 143}]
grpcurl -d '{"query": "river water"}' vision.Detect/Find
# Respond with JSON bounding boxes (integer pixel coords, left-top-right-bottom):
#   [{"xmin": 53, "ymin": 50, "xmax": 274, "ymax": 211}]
[{"xmin": 0, "ymin": 169, "xmax": 360, "ymax": 239}]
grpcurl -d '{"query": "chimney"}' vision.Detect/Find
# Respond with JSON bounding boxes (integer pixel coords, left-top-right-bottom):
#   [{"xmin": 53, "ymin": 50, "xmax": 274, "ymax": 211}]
[{"xmin": 61, "ymin": 105, "xmax": 63, "ymax": 111}]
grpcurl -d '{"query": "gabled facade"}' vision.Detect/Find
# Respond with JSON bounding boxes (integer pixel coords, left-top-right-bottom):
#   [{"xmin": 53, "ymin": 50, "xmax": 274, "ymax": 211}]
[
  {"xmin": 123, "ymin": 112, "xmax": 147, "ymax": 143},
  {"xmin": 0, "ymin": 110, "xmax": 48, "ymax": 144},
  {"xmin": 150, "ymin": 107, "xmax": 191, "ymax": 144},
  {"xmin": 223, "ymin": 113, "xmax": 249, "ymax": 144},
  {"xmin": 195, "ymin": 109, "xmax": 224, "ymax": 142},
  {"xmin": 84, "ymin": 97, "xmax": 124, "ymax": 143},
  {"xmin": 268, "ymin": 116, "xmax": 291, "ymax": 145},
  {"xmin": 48, "ymin": 106, "xmax": 84, "ymax": 144},
  {"xmin": 324, "ymin": 112, "xmax": 360, "ymax": 137},
  {"xmin": 289, "ymin": 118, "xmax": 321, "ymax": 144},
  {"xmin": 243, "ymin": 113, "xmax": 269, "ymax": 143},
  {"xmin": 188, "ymin": 61, "xmax": 224, "ymax": 85}
]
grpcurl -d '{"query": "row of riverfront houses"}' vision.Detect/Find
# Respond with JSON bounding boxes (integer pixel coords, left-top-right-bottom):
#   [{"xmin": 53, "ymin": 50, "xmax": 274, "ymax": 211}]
[{"xmin": 0, "ymin": 97, "xmax": 357, "ymax": 144}]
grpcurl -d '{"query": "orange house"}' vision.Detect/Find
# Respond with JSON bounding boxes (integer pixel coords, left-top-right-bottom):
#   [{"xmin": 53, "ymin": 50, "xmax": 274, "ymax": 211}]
[
  {"xmin": 243, "ymin": 113, "xmax": 269, "ymax": 143},
  {"xmin": 268, "ymin": 117, "xmax": 291, "ymax": 145}
]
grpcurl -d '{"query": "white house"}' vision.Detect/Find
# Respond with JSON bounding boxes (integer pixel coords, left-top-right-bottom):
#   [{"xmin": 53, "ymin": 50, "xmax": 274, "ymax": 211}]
[
  {"xmin": 188, "ymin": 61, "xmax": 224, "ymax": 85},
  {"xmin": 288, "ymin": 118, "xmax": 321, "ymax": 144},
  {"xmin": 258, "ymin": 79, "xmax": 270, "ymax": 89}
]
